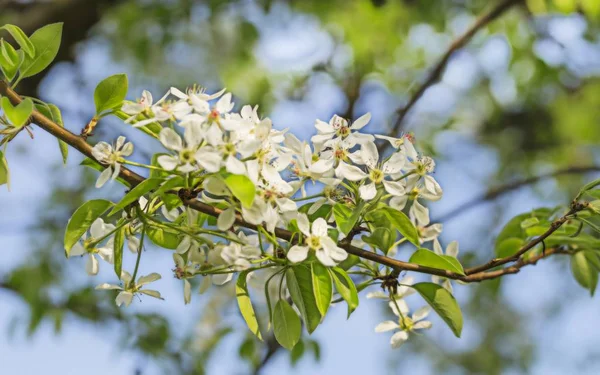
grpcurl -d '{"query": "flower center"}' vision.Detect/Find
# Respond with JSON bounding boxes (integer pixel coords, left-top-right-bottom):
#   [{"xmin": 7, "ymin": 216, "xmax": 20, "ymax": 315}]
[
  {"xmin": 108, "ymin": 153, "xmax": 120, "ymax": 164},
  {"xmin": 337, "ymin": 126, "xmax": 350, "ymax": 137},
  {"xmin": 307, "ymin": 235, "xmax": 321, "ymax": 250},
  {"xmin": 409, "ymin": 187, "xmax": 420, "ymax": 201},
  {"xmin": 180, "ymin": 149, "xmax": 195, "ymax": 163},
  {"xmin": 369, "ymin": 169, "xmax": 384, "ymax": 184},
  {"xmin": 334, "ymin": 148, "xmax": 347, "ymax": 161},
  {"xmin": 223, "ymin": 143, "xmax": 236, "ymax": 156},
  {"xmin": 414, "ymin": 156, "xmax": 435, "ymax": 175},
  {"xmin": 83, "ymin": 237, "xmax": 98, "ymax": 254},
  {"xmin": 399, "ymin": 316, "xmax": 414, "ymax": 331},
  {"xmin": 208, "ymin": 109, "xmax": 220, "ymax": 121}
]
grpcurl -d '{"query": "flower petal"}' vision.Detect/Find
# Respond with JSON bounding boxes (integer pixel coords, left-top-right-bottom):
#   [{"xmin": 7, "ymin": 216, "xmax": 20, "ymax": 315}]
[
  {"xmin": 375, "ymin": 320, "xmax": 399, "ymax": 333},
  {"xmin": 287, "ymin": 245, "xmax": 309, "ymax": 263}
]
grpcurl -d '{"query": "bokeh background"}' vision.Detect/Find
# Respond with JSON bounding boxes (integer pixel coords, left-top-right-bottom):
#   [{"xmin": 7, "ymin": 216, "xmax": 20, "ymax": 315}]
[{"xmin": 2, "ymin": 0, "xmax": 600, "ymax": 374}]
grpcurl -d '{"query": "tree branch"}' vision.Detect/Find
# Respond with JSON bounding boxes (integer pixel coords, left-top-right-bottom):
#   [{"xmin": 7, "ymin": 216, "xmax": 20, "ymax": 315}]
[
  {"xmin": 0, "ymin": 80, "xmax": 583, "ymax": 283},
  {"xmin": 378, "ymin": 0, "xmax": 522, "ymax": 153},
  {"xmin": 434, "ymin": 165, "xmax": 600, "ymax": 222}
]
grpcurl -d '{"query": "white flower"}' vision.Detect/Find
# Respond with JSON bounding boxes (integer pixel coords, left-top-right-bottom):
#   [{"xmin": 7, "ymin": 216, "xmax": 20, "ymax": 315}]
[
  {"xmin": 96, "ymin": 271, "xmax": 163, "ymax": 307},
  {"xmin": 355, "ymin": 141, "xmax": 406, "ymax": 200},
  {"xmin": 374, "ymin": 133, "xmax": 418, "ymax": 159},
  {"xmin": 157, "ymin": 125, "xmax": 221, "ymax": 173},
  {"xmin": 122, "ymin": 90, "xmax": 171, "ymax": 127},
  {"xmin": 220, "ymin": 235, "xmax": 261, "ymax": 271},
  {"xmin": 366, "ymin": 276, "xmax": 415, "ymax": 300},
  {"xmin": 311, "ymin": 113, "xmax": 374, "ymax": 151},
  {"xmin": 375, "ymin": 300, "xmax": 432, "ymax": 349},
  {"xmin": 287, "ymin": 214, "xmax": 348, "ymax": 266},
  {"xmin": 91, "ymin": 136, "xmax": 133, "ymax": 188},
  {"xmin": 69, "ymin": 218, "xmax": 115, "ymax": 275},
  {"xmin": 432, "ymin": 241, "xmax": 459, "ymax": 292},
  {"xmin": 390, "ymin": 185, "xmax": 441, "ymax": 226}
]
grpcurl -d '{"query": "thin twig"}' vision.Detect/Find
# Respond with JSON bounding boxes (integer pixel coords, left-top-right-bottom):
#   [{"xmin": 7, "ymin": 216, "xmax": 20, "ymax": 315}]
[
  {"xmin": 378, "ymin": 0, "xmax": 522, "ymax": 153},
  {"xmin": 435, "ymin": 165, "xmax": 600, "ymax": 222}
]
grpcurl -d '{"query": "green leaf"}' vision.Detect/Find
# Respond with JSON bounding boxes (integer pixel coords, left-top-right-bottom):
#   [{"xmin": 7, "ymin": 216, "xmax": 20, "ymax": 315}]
[
  {"xmin": 146, "ymin": 225, "xmax": 180, "ymax": 249},
  {"xmin": 36, "ymin": 103, "xmax": 68, "ymax": 163},
  {"xmin": 49, "ymin": 104, "xmax": 68, "ymax": 164},
  {"xmin": 0, "ymin": 151, "xmax": 9, "ymax": 189},
  {"xmin": 94, "ymin": 73, "xmax": 128, "ymax": 114},
  {"xmin": 1, "ymin": 97, "xmax": 33, "ymax": 128},
  {"xmin": 80, "ymin": 158, "xmax": 131, "ymax": 187},
  {"xmin": 64, "ymin": 199, "xmax": 113, "ymax": 255},
  {"xmin": 311, "ymin": 263, "xmax": 332, "ymax": 317},
  {"xmin": 236, "ymin": 270, "xmax": 263, "ymax": 340},
  {"xmin": 290, "ymin": 339, "xmax": 305, "ymax": 366},
  {"xmin": 108, "ymin": 178, "xmax": 164, "ymax": 216},
  {"xmin": 361, "ymin": 227, "xmax": 394, "ymax": 254},
  {"xmin": 113, "ymin": 226, "xmax": 125, "ymax": 277},
  {"xmin": 224, "ymin": 174, "xmax": 256, "ymax": 208},
  {"xmin": 520, "ymin": 217, "xmax": 539, "ymax": 229},
  {"xmin": 382, "ymin": 207, "xmax": 419, "ymax": 246},
  {"xmin": 582, "ymin": 0, "xmax": 600, "ymax": 19},
  {"xmin": 286, "ymin": 266, "xmax": 322, "ymax": 334},
  {"xmin": 331, "ymin": 267, "xmax": 359, "ymax": 317},
  {"xmin": 409, "ymin": 248, "xmax": 465, "ymax": 275},
  {"xmin": 0, "ymin": 40, "xmax": 23, "ymax": 81},
  {"xmin": 152, "ymin": 176, "xmax": 185, "ymax": 197},
  {"xmin": 19, "ymin": 23, "xmax": 63, "ymax": 79},
  {"xmin": 0, "ymin": 24, "xmax": 35, "ymax": 57},
  {"xmin": 553, "ymin": 0, "xmax": 577, "ymax": 13},
  {"xmin": 495, "ymin": 237, "xmax": 525, "ymax": 258},
  {"xmin": 299, "ymin": 202, "xmax": 331, "ymax": 222},
  {"xmin": 571, "ymin": 251, "xmax": 599, "ymax": 296},
  {"xmin": 412, "ymin": 282, "xmax": 463, "ymax": 338},
  {"xmin": 273, "ymin": 300, "xmax": 301, "ymax": 350},
  {"xmin": 332, "ymin": 203, "xmax": 359, "ymax": 236}
]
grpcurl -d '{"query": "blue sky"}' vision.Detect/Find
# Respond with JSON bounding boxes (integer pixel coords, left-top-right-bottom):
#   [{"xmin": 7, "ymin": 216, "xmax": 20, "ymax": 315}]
[{"xmin": 2, "ymin": 3, "xmax": 600, "ymax": 374}]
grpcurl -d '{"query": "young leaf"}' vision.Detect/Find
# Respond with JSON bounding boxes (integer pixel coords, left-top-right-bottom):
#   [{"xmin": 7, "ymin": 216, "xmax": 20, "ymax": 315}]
[
  {"xmin": 49, "ymin": 104, "xmax": 68, "ymax": 164},
  {"xmin": 152, "ymin": 176, "xmax": 185, "ymax": 197},
  {"xmin": 333, "ymin": 201, "xmax": 365, "ymax": 236},
  {"xmin": 0, "ymin": 151, "xmax": 9, "ymax": 188},
  {"xmin": 145, "ymin": 225, "xmax": 180, "ymax": 249},
  {"xmin": 311, "ymin": 263, "xmax": 332, "ymax": 317},
  {"xmin": 582, "ymin": 0, "xmax": 600, "ymax": 19},
  {"xmin": 571, "ymin": 251, "xmax": 599, "ymax": 296},
  {"xmin": 113, "ymin": 226, "xmax": 125, "ymax": 277},
  {"xmin": 108, "ymin": 178, "xmax": 164, "ymax": 216},
  {"xmin": 0, "ymin": 24, "xmax": 35, "ymax": 57},
  {"xmin": 273, "ymin": 300, "xmax": 301, "ymax": 350},
  {"xmin": 412, "ymin": 282, "xmax": 463, "ymax": 338},
  {"xmin": 286, "ymin": 266, "xmax": 322, "ymax": 334},
  {"xmin": 19, "ymin": 23, "xmax": 63, "ymax": 79},
  {"xmin": 382, "ymin": 207, "xmax": 419, "ymax": 246},
  {"xmin": 94, "ymin": 73, "xmax": 129, "ymax": 115},
  {"xmin": 1, "ymin": 97, "xmax": 33, "ymax": 128},
  {"xmin": 331, "ymin": 267, "xmax": 359, "ymax": 317},
  {"xmin": 0, "ymin": 40, "xmax": 24, "ymax": 81},
  {"xmin": 409, "ymin": 248, "xmax": 465, "ymax": 275},
  {"xmin": 236, "ymin": 270, "xmax": 263, "ymax": 340},
  {"xmin": 64, "ymin": 199, "xmax": 114, "ymax": 255},
  {"xmin": 495, "ymin": 237, "xmax": 525, "ymax": 258},
  {"xmin": 361, "ymin": 227, "xmax": 394, "ymax": 254},
  {"xmin": 290, "ymin": 339, "xmax": 305, "ymax": 366},
  {"xmin": 35, "ymin": 102, "xmax": 68, "ymax": 163},
  {"xmin": 224, "ymin": 174, "xmax": 256, "ymax": 208}
]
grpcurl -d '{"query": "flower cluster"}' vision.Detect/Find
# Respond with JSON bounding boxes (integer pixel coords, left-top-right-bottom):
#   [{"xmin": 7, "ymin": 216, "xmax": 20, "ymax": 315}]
[{"xmin": 77, "ymin": 85, "xmax": 449, "ymax": 349}]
